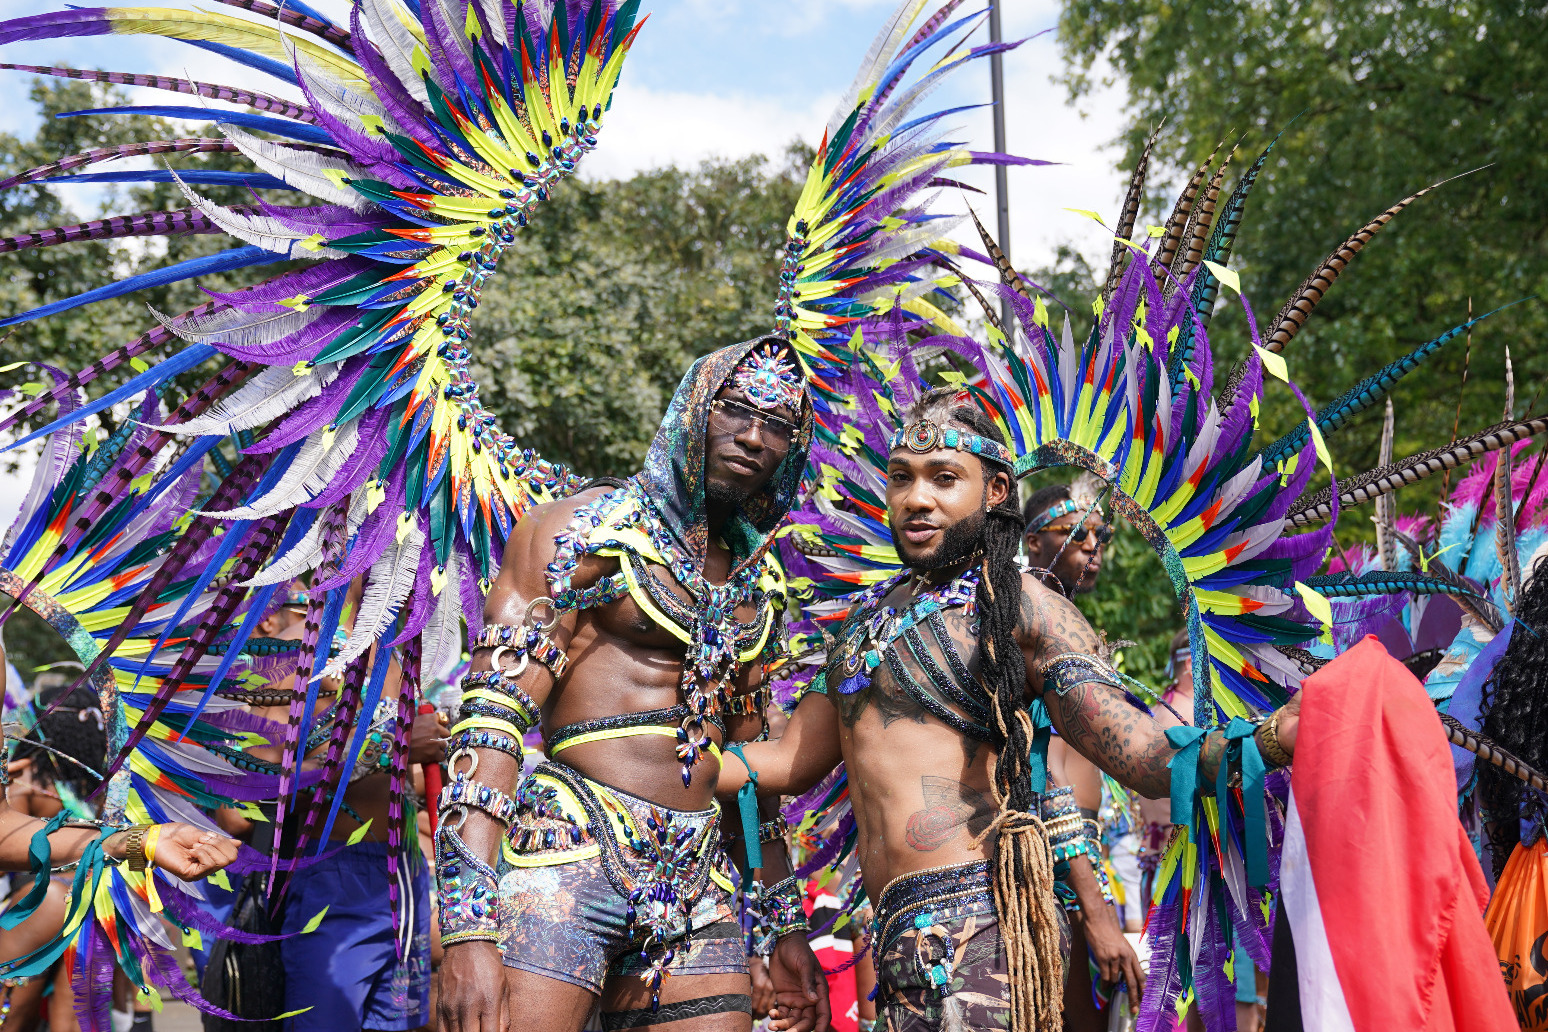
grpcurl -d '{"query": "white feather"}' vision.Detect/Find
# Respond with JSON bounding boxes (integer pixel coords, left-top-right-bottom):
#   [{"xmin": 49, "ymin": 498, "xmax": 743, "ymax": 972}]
[
  {"xmin": 221, "ymin": 126, "xmax": 376, "ymax": 212},
  {"xmin": 209, "ymin": 421, "xmax": 361, "ymax": 519},
  {"xmin": 471, "ymin": 0, "xmax": 507, "ymax": 49},
  {"xmin": 419, "ymin": 549, "xmax": 467, "ymax": 680},
  {"xmin": 149, "ymin": 302, "xmax": 325, "ymax": 348},
  {"xmin": 245, "ymin": 512, "xmax": 327, "ymax": 587},
  {"xmin": 827, "ymin": 0, "xmax": 923, "ymax": 137},
  {"xmin": 170, "ymin": 169, "xmax": 347, "ymax": 259},
  {"xmin": 327, "ymin": 517, "xmax": 425, "ymax": 673},
  {"xmin": 360, "ymin": 0, "xmax": 431, "ymax": 103},
  {"xmin": 166, "ymin": 363, "xmax": 338, "ymax": 437}
]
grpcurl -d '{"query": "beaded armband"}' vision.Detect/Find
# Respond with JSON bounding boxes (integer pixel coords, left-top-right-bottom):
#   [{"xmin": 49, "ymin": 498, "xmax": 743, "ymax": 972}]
[
  {"xmin": 446, "ymin": 729, "xmax": 524, "ymax": 762},
  {"xmin": 757, "ymin": 814, "xmax": 789, "ymax": 845},
  {"xmin": 436, "ymin": 826, "xmax": 501, "ymax": 946},
  {"xmin": 472, "ymin": 621, "xmax": 569, "ymax": 680},
  {"xmin": 749, "ymin": 875, "xmax": 808, "ymax": 957},
  {"xmin": 456, "ymin": 669, "xmax": 541, "ymax": 730},
  {"xmin": 1040, "ymin": 652, "xmax": 1123, "ymax": 697},
  {"xmin": 440, "ymin": 777, "xmax": 521, "ymax": 826},
  {"xmin": 1042, "ymin": 789, "xmax": 1114, "ymax": 909}
]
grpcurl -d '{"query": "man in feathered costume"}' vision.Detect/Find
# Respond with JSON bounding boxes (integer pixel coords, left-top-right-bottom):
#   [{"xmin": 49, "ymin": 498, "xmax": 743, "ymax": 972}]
[
  {"xmin": 436, "ymin": 337, "xmax": 829, "ymax": 1032},
  {"xmin": 1020, "ymin": 475, "xmax": 1146, "ymax": 1027},
  {"xmin": 721, "ymin": 388, "xmax": 1305, "ymax": 1031}
]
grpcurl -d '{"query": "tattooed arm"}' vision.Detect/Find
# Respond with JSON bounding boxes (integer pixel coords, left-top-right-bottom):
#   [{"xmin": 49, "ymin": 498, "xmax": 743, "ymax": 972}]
[{"xmin": 1017, "ymin": 574, "xmax": 1300, "ymax": 799}]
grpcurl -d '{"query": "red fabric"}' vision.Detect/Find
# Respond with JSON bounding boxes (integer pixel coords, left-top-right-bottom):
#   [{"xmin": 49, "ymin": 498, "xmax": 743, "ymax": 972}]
[{"xmin": 1292, "ymin": 636, "xmax": 1515, "ymax": 1032}]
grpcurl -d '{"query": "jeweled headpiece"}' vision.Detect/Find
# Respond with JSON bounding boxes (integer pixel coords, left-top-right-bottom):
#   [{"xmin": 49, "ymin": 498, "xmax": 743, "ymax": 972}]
[
  {"xmin": 888, "ymin": 420, "xmax": 1015, "ymax": 469},
  {"xmin": 731, "ymin": 342, "xmax": 803, "ymax": 411}
]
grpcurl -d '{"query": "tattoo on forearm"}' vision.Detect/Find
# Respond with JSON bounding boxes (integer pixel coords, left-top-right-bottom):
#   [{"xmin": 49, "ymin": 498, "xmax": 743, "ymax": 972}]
[{"xmin": 904, "ymin": 776, "xmax": 996, "ymax": 851}]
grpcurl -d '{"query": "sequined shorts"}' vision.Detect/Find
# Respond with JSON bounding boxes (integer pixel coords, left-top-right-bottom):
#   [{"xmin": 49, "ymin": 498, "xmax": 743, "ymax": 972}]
[
  {"xmin": 871, "ymin": 860, "xmax": 1069, "ymax": 1032},
  {"xmin": 497, "ymin": 761, "xmax": 745, "ymax": 995}
]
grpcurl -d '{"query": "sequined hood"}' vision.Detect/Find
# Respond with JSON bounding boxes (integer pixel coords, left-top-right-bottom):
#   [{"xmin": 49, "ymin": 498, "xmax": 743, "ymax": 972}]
[{"xmin": 628, "ymin": 335, "xmax": 813, "ymax": 572}]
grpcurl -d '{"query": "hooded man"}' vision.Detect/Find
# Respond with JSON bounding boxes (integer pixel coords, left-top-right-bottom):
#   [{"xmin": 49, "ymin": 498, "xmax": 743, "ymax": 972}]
[
  {"xmin": 720, "ymin": 388, "xmax": 1304, "ymax": 1032},
  {"xmin": 437, "ymin": 337, "xmax": 829, "ymax": 1032}
]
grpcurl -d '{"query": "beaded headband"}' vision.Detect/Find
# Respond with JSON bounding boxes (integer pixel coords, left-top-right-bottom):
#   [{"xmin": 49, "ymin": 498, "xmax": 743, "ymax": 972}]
[
  {"xmin": 731, "ymin": 342, "xmax": 803, "ymax": 411},
  {"xmin": 887, "ymin": 419, "xmax": 1015, "ymax": 469},
  {"xmin": 1026, "ymin": 498, "xmax": 1082, "ymax": 533}
]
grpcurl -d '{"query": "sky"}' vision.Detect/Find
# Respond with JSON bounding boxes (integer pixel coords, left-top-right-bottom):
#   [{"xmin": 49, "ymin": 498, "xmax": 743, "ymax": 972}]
[{"xmin": 0, "ymin": 0, "xmax": 1132, "ymax": 528}]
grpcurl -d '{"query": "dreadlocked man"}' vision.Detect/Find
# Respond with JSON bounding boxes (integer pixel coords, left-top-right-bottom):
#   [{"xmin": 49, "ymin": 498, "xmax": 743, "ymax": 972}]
[
  {"xmin": 720, "ymin": 389, "xmax": 1304, "ymax": 1032},
  {"xmin": 437, "ymin": 338, "xmax": 828, "ymax": 1032}
]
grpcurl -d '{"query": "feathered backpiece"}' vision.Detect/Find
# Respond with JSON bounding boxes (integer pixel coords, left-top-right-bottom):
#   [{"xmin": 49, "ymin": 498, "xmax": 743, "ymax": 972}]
[
  {"xmin": 767, "ymin": 0, "xmax": 1041, "ymax": 401},
  {"xmin": 776, "ymin": 127, "xmax": 1522, "ymax": 1029},
  {"xmin": 0, "ymin": 0, "xmax": 639, "ymax": 1016}
]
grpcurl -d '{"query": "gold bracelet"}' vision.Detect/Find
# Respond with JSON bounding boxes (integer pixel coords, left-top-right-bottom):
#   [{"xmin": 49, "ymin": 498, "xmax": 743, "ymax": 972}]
[
  {"xmin": 1258, "ymin": 710, "xmax": 1292, "ymax": 769},
  {"xmin": 122, "ymin": 824, "xmax": 155, "ymax": 873}
]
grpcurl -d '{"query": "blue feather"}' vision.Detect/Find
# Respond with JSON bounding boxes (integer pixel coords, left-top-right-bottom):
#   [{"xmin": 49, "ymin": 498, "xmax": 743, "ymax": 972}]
[
  {"xmin": 0, "ymin": 246, "xmax": 285, "ymax": 329},
  {"xmin": 55, "ymin": 107, "xmax": 334, "ymax": 145},
  {"xmin": 39, "ymin": 170, "xmax": 291, "ymax": 189},
  {"xmin": 3, "ymin": 345, "xmax": 217, "ymax": 453}
]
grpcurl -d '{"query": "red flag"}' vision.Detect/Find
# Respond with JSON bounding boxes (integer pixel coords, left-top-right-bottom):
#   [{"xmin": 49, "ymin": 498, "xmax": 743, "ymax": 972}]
[{"xmin": 1279, "ymin": 636, "xmax": 1515, "ymax": 1032}]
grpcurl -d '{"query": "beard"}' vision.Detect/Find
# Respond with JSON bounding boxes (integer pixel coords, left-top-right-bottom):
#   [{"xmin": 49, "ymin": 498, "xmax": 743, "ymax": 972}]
[
  {"xmin": 890, "ymin": 507, "xmax": 986, "ymax": 571},
  {"xmin": 706, "ymin": 476, "xmax": 752, "ymax": 510}
]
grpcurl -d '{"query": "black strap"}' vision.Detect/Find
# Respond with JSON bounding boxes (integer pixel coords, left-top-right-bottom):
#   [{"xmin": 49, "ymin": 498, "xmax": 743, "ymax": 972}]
[
  {"xmin": 601, "ymin": 994, "xmax": 752, "ymax": 1030},
  {"xmin": 548, "ymin": 705, "xmax": 725, "ymax": 749}
]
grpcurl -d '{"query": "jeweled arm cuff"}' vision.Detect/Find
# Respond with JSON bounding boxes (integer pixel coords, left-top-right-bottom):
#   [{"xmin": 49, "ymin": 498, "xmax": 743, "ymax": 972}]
[
  {"xmin": 1040, "ymin": 652, "xmax": 1123, "ymax": 696},
  {"xmin": 748, "ymin": 875, "xmax": 808, "ymax": 957},
  {"xmin": 440, "ymin": 777, "xmax": 520, "ymax": 826},
  {"xmin": 435, "ymin": 828, "xmax": 501, "ymax": 945}
]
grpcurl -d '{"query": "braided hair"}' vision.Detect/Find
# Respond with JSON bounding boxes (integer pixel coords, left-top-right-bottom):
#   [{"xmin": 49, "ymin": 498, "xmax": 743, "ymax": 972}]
[
  {"xmin": 900, "ymin": 390, "xmax": 1061, "ymax": 1028},
  {"xmin": 1478, "ymin": 553, "xmax": 1548, "ymax": 875},
  {"xmin": 12, "ymin": 681, "xmax": 107, "ymax": 802}
]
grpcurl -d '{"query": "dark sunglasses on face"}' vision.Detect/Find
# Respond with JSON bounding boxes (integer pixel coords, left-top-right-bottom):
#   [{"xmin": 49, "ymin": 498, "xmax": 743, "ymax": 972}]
[
  {"xmin": 1041, "ymin": 522, "xmax": 1114, "ymax": 544},
  {"xmin": 709, "ymin": 398, "xmax": 797, "ymax": 444}
]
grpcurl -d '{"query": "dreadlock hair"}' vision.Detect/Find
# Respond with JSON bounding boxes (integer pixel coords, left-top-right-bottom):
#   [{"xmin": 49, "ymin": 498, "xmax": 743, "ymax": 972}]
[
  {"xmin": 1478, "ymin": 552, "xmax": 1548, "ymax": 877},
  {"xmin": 900, "ymin": 388, "xmax": 1062, "ymax": 1031},
  {"xmin": 11, "ymin": 681, "xmax": 107, "ymax": 803}
]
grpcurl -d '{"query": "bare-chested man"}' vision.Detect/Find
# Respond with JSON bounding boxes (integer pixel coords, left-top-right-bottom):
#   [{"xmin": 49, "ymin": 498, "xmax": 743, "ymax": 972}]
[
  {"xmin": 720, "ymin": 388, "xmax": 1302, "ymax": 1031},
  {"xmin": 437, "ymin": 338, "xmax": 828, "ymax": 1032}
]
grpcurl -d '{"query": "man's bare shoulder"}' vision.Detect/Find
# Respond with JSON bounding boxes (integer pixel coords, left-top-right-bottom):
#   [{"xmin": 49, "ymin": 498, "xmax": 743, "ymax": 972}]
[
  {"xmin": 496, "ymin": 487, "xmax": 614, "ymax": 584},
  {"xmin": 1013, "ymin": 570, "xmax": 1102, "ymax": 656}
]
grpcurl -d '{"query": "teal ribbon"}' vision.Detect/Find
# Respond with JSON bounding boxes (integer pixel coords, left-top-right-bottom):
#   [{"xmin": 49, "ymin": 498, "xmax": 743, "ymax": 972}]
[
  {"xmin": 1, "ymin": 812, "xmax": 69, "ymax": 930},
  {"xmin": 0, "ymin": 829, "xmax": 111, "ymax": 979},
  {"xmin": 1219, "ymin": 717, "xmax": 1269, "ymax": 887},
  {"xmin": 727, "ymin": 744, "xmax": 762, "ymax": 873},
  {"xmin": 1026, "ymin": 697, "xmax": 1052, "ymax": 795},
  {"xmin": 1166, "ymin": 725, "xmax": 1208, "ymax": 828}
]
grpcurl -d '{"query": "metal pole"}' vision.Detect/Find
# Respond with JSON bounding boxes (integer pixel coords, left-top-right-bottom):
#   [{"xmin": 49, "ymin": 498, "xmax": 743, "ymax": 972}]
[{"xmin": 988, "ymin": 0, "xmax": 1012, "ymax": 331}]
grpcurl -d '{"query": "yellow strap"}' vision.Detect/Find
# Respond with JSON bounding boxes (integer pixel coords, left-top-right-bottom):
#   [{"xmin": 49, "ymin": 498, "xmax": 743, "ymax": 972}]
[
  {"xmin": 550, "ymin": 725, "xmax": 722, "ymax": 763},
  {"xmin": 450, "ymin": 715, "xmax": 523, "ymax": 738},
  {"xmin": 500, "ymin": 841, "xmax": 601, "ymax": 867},
  {"xmin": 461, "ymin": 688, "xmax": 526, "ymax": 710}
]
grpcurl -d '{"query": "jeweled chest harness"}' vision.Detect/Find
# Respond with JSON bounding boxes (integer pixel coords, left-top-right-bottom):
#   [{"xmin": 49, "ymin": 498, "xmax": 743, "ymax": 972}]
[
  {"xmin": 830, "ymin": 567, "xmax": 995, "ymax": 741},
  {"xmin": 546, "ymin": 485, "xmax": 778, "ymax": 785}
]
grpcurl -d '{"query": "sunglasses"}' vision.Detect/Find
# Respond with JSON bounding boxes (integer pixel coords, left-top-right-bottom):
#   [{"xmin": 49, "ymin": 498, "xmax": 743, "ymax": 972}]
[
  {"xmin": 709, "ymin": 398, "xmax": 798, "ymax": 444},
  {"xmin": 1040, "ymin": 522, "xmax": 1114, "ymax": 544}
]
